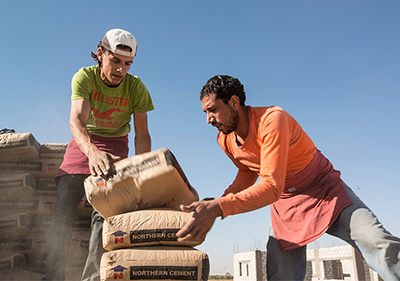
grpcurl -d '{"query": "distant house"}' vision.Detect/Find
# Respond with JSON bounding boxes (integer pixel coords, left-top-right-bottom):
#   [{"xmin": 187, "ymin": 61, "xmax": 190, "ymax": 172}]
[
  {"xmin": 233, "ymin": 245, "xmax": 383, "ymax": 281},
  {"xmin": 233, "ymin": 250, "xmax": 267, "ymax": 281}
]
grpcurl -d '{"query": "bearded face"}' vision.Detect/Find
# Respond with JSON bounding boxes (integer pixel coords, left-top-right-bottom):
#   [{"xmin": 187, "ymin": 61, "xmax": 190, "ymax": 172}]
[{"xmin": 202, "ymin": 94, "xmax": 239, "ymax": 135}]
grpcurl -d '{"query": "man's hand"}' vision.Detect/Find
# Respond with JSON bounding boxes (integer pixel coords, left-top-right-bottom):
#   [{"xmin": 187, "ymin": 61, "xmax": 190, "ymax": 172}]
[
  {"xmin": 176, "ymin": 199, "xmax": 222, "ymax": 243},
  {"xmin": 87, "ymin": 149, "xmax": 121, "ymax": 177}
]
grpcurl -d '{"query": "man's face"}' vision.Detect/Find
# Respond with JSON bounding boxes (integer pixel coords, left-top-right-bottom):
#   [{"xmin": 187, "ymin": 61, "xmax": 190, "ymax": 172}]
[
  {"xmin": 97, "ymin": 48, "xmax": 134, "ymax": 87},
  {"xmin": 201, "ymin": 93, "xmax": 239, "ymax": 135}
]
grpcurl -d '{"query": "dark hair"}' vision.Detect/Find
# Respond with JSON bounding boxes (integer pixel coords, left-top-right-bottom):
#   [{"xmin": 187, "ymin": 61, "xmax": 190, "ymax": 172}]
[
  {"xmin": 91, "ymin": 42, "xmax": 103, "ymax": 66},
  {"xmin": 200, "ymin": 75, "xmax": 246, "ymax": 105},
  {"xmin": 90, "ymin": 42, "xmax": 134, "ymax": 67}
]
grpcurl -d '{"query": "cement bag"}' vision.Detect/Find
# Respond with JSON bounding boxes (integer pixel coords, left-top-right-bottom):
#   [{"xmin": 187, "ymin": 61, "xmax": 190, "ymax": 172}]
[
  {"xmin": 0, "ymin": 237, "xmax": 33, "ymax": 255},
  {"xmin": 0, "ymin": 172, "xmax": 37, "ymax": 199},
  {"xmin": 100, "ymin": 246, "xmax": 209, "ymax": 281},
  {"xmin": 25, "ymin": 231, "xmax": 89, "ymax": 273},
  {"xmin": 0, "ymin": 158, "xmax": 63, "ymax": 179},
  {"xmin": 36, "ymin": 179, "xmax": 57, "ymax": 195},
  {"xmin": 40, "ymin": 143, "xmax": 67, "ymax": 159},
  {"xmin": 33, "ymin": 216, "xmax": 91, "ymax": 233},
  {"xmin": 103, "ymin": 208, "xmax": 203, "ymax": 250},
  {"xmin": 25, "ymin": 253, "xmax": 46, "ymax": 274},
  {"xmin": 66, "ymin": 267, "xmax": 84, "ymax": 281},
  {"xmin": 0, "ymin": 132, "xmax": 41, "ymax": 162},
  {"xmin": 84, "ymin": 148, "xmax": 199, "ymax": 218},
  {"xmin": 0, "ymin": 232, "xmax": 49, "ymax": 255},
  {"xmin": 0, "ymin": 234, "xmax": 45, "ymax": 255},
  {"xmin": 0, "ymin": 213, "xmax": 33, "ymax": 239},
  {"xmin": 0, "ymin": 252, "xmax": 26, "ymax": 271},
  {"xmin": 0, "ymin": 269, "xmax": 44, "ymax": 280},
  {"xmin": 27, "ymin": 256, "xmax": 86, "ymax": 275},
  {"xmin": 0, "ymin": 194, "xmax": 56, "ymax": 217},
  {"xmin": 69, "ymin": 231, "xmax": 90, "ymax": 267}
]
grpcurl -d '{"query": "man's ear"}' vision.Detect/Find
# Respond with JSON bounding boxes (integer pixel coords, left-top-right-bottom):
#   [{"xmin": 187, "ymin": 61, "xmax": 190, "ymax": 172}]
[
  {"xmin": 229, "ymin": 95, "xmax": 240, "ymax": 109},
  {"xmin": 97, "ymin": 47, "xmax": 104, "ymax": 62}
]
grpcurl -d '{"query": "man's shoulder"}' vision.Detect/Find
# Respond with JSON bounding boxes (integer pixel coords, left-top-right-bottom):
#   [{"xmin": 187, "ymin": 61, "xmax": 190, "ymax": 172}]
[
  {"xmin": 77, "ymin": 65, "xmax": 97, "ymax": 74},
  {"xmin": 249, "ymin": 106, "xmax": 294, "ymax": 131},
  {"xmin": 120, "ymin": 73, "xmax": 148, "ymax": 91},
  {"xmin": 124, "ymin": 72, "xmax": 142, "ymax": 83},
  {"xmin": 249, "ymin": 105, "xmax": 286, "ymax": 118},
  {"xmin": 73, "ymin": 65, "xmax": 98, "ymax": 81}
]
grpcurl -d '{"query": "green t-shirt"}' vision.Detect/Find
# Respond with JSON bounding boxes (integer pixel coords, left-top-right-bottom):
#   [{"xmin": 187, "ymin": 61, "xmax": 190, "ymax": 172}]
[{"xmin": 71, "ymin": 65, "xmax": 154, "ymax": 137}]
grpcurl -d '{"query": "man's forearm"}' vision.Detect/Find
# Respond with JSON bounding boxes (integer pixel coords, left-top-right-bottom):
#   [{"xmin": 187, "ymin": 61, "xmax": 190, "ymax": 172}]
[
  {"xmin": 69, "ymin": 98, "xmax": 99, "ymax": 157},
  {"xmin": 70, "ymin": 120, "xmax": 98, "ymax": 157},
  {"xmin": 134, "ymin": 133, "xmax": 151, "ymax": 155}
]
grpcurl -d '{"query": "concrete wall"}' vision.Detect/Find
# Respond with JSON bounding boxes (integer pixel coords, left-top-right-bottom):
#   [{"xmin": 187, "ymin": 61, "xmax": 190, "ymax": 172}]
[
  {"xmin": 233, "ymin": 245, "xmax": 381, "ymax": 281},
  {"xmin": 233, "ymin": 250, "xmax": 267, "ymax": 281},
  {"xmin": 306, "ymin": 245, "xmax": 380, "ymax": 281}
]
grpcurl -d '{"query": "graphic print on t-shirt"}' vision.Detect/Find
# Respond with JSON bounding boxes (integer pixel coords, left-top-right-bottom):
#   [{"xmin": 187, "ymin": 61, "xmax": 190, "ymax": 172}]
[
  {"xmin": 91, "ymin": 108, "xmax": 124, "ymax": 120},
  {"xmin": 89, "ymin": 90, "xmax": 130, "ymax": 130}
]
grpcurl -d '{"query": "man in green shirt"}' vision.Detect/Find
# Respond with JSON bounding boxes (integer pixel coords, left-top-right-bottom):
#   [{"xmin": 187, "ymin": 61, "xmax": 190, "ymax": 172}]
[{"xmin": 45, "ymin": 28, "xmax": 154, "ymax": 281}]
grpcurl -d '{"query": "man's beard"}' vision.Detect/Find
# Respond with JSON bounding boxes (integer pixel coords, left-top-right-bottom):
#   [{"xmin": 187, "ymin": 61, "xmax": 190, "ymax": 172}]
[{"xmin": 222, "ymin": 109, "xmax": 239, "ymax": 135}]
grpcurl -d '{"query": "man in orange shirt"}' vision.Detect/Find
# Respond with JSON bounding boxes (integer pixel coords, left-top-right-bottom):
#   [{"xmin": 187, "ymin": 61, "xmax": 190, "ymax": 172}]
[{"xmin": 177, "ymin": 75, "xmax": 400, "ymax": 280}]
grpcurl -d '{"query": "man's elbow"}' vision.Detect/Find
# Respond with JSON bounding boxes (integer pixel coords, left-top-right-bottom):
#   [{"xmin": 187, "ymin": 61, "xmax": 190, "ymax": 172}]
[
  {"xmin": 134, "ymin": 132, "xmax": 151, "ymax": 154},
  {"xmin": 135, "ymin": 131, "xmax": 151, "ymax": 142},
  {"xmin": 270, "ymin": 192, "xmax": 281, "ymax": 203},
  {"xmin": 267, "ymin": 182, "xmax": 283, "ymax": 203}
]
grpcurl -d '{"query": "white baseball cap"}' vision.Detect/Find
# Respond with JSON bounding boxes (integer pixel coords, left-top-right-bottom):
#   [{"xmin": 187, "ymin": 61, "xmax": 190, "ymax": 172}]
[{"xmin": 101, "ymin": 28, "xmax": 137, "ymax": 57}]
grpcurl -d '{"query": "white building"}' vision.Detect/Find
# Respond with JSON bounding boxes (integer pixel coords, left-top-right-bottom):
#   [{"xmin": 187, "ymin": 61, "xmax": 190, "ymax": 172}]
[
  {"xmin": 233, "ymin": 250, "xmax": 267, "ymax": 281},
  {"xmin": 233, "ymin": 245, "xmax": 382, "ymax": 281}
]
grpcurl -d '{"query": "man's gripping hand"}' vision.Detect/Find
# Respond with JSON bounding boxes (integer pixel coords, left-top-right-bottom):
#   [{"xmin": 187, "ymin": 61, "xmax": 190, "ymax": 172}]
[
  {"xmin": 87, "ymin": 149, "xmax": 121, "ymax": 177},
  {"xmin": 176, "ymin": 199, "xmax": 222, "ymax": 243}
]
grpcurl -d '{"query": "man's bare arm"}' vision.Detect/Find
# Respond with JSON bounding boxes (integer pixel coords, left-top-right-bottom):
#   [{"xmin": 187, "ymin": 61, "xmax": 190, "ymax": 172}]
[
  {"xmin": 133, "ymin": 112, "xmax": 151, "ymax": 155},
  {"xmin": 69, "ymin": 98, "xmax": 120, "ymax": 176}
]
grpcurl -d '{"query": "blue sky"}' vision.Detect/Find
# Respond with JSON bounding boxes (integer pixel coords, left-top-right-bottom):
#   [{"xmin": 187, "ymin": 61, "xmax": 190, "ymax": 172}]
[{"xmin": 1, "ymin": 0, "xmax": 399, "ymax": 275}]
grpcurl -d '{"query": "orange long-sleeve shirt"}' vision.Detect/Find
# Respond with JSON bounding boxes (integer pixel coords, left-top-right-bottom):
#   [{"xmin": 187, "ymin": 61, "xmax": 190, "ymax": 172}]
[{"xmin": 216, "ymin": 106, "xmax": 316, "ymax": 218}]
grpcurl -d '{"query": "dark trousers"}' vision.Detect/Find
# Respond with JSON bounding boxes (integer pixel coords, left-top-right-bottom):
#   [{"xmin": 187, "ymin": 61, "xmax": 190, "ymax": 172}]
[{"xmin": 45, "ymin": 174, "xmax": 105, "ymax": 281}]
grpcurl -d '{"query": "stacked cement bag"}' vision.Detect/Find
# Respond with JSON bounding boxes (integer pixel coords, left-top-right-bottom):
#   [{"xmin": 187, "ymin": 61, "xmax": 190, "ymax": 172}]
[
  {"xmin": 84, "ymin": 148, "xmax": 209, "ymax": 281},
  {"xmin": 84, "ymin": 148, "xmax": 199, "ymax": 218},
  {"xmin": 101, "ymin": 246, "xmax": 209, "ymax": 281},
  {"xmin": 102, "ymin": 209, "xmax": 202, "ymax": 250},
  {"xmin": 0, "ymin": 131, "xmax": 91, "ymax": 280},
  {"xmin": 101, "ymin": 209, "xmax": 209, "ymax": 281}
]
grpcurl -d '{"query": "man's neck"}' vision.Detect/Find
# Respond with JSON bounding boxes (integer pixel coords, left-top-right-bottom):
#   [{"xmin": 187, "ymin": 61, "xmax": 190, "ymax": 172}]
[{"xmin": 234, "ymin": 106, "xmax": 249, "ymax": 142}]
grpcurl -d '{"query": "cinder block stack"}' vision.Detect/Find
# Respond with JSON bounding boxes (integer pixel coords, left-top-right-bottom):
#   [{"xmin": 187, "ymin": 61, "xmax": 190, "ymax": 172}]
[
  {"xmin": 0, "ymin": 132, "xmax": 92, "ymax": 280},
  {"xmin": 84, "ymin": 148, "xmax": 210, "ymax": 281}
]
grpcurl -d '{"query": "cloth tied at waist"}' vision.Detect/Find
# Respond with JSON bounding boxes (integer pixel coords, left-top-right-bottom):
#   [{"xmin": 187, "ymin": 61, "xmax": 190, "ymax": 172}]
[
  {"xmin": 55, "ymin": 134, "xmax": 129, "ymax": 183},
  {"xmin": 271, "ymin": 149, "xmax": 352, "ymax": 252}
]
